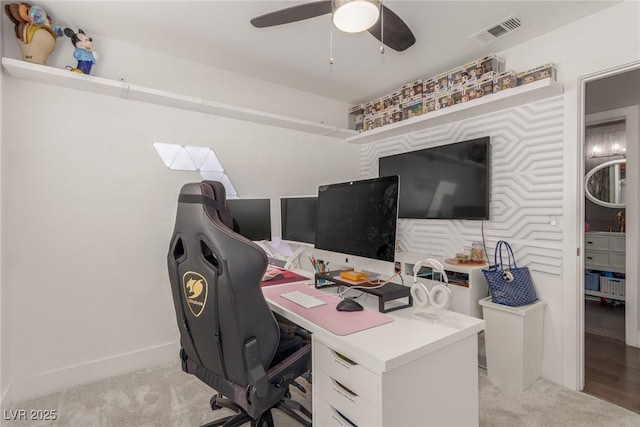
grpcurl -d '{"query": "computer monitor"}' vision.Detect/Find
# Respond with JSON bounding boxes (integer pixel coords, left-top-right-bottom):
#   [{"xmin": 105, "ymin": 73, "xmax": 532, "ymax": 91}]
[
  {"xmin": 314, "ymin": 176, "xmax": 399, "ymax": 277},
  {"xmin": 226, "ymin": 198, "xmax": 271, "ymax": 241},
  {"xmin": 280, "ymin": 196, "xmax": 317, "ymax": 245},
  {"xmin": 379, "ymin": 136, "xmax": 490, "ymax": 219}
]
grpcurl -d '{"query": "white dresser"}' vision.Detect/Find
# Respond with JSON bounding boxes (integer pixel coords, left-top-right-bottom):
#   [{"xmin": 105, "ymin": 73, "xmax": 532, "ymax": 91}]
[{"xmin": 585, "ymin": 232, "xmax": 625, "ymax": 300}]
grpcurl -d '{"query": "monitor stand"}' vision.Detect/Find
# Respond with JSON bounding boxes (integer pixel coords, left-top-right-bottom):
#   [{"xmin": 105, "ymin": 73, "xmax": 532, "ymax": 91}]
[{"xmin": 314, "ymin": 270, "xmax": 413, "ymax": 313}]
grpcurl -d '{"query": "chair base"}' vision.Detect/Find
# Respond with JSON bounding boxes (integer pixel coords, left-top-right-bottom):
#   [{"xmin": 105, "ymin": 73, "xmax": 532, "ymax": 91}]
[{"xmin": 202, "ymin": 394, "xmax": 311, "ymax": 427}]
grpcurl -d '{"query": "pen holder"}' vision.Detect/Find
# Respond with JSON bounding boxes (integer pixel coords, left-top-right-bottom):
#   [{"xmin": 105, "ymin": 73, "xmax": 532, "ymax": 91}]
[{"xmin": 315, "ymin": 263, "xmax": 328, "ymax": 285}]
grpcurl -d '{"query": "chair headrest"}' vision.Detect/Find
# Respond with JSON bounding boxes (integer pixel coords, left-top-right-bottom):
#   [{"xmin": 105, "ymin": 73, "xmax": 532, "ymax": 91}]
[
  {"xmin": 200, "ymin": 181, "xmax": 233, "ymax": 230},
  {"xmin": 201, "ymin": 181, "xmax": 235, "ymax": 230}
]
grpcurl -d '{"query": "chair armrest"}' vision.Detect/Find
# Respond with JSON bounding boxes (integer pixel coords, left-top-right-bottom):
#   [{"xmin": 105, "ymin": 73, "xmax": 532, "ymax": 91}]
[
  {"xmin": 244, "ymin": 338, "xmax": 269, "ymax": 398},
  {"xmin": 266, "ymin": 344, "xmax": 311, "ymax": 386}
]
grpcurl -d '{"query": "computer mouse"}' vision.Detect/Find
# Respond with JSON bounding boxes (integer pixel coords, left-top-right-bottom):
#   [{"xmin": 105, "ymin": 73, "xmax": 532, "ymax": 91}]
[{"xmin": 336, "ymin": 298, "xmax": 364, "ymax": 312}]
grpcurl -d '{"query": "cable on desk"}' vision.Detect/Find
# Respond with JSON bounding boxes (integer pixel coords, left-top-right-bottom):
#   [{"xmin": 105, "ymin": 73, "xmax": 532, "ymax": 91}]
[{"xmin": 335, "ymin": 272, "xmax": 400, "ymax": 299}]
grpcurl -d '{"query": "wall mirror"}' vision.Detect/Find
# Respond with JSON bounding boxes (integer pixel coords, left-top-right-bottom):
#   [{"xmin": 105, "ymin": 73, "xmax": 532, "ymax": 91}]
[{"xmin": 585, "ymin": 159, "xmax": 626, "ymax": 208}]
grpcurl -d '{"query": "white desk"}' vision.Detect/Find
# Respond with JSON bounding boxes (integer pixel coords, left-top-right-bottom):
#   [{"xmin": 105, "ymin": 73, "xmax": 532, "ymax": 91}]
[{"xmin": 263, "ymin": 280, "xmax": 485, "ymax": 427}]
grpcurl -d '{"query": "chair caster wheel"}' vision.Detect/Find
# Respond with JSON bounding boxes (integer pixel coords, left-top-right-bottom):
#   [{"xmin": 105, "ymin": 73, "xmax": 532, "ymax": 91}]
[{"xmin": 210, "ymin": 395, "xmax": 221, "ymax": 410}]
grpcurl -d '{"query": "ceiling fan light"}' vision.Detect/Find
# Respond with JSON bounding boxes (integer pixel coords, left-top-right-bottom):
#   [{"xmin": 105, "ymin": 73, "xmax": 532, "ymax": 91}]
[{"xmin": 333, "ymin": 0, "xmax": 380, "ymax": 33}]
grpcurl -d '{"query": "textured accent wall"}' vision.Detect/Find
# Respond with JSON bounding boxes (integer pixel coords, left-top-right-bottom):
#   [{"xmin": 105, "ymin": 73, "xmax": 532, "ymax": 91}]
[{"xmin": 360, "ymin": 96, "xmax": 564, "ymax": 276}]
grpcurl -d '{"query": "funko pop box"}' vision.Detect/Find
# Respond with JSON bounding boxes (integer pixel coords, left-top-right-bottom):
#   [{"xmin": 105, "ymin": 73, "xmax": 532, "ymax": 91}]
[
  {"xmin": 462, "ymin": 81, "xmax": 481, "ymax": 102},
  {"xmin": 348, "ymin": 104, "xmax": 365, "ymax": 132},
  {"xmin": 478, "ymin": 54, "xmax": 505, "ymax": 76},
  {"xmin": 400, "ymin": 79, "xmax": 423, "ymax": 102},
  {"xmin": 436, "ymin": 92, "xmax": 449, "ymax": 110},
  {"xmin": 434, "ymin": 72, "xmax": 449, "ymax": 93},
  {"xmin": 402, "ymin": 97, "xmax": 424, "ymax": 120},
  {"xmin": 423, "ymin": 78, "xmax": 437, "ymax": 96},
  {"xmin": 448, "ymin": 87, "xmax": 463, "ymax": 105},
  {"xmin": 494, "ymin": 70, "xmax": 516, "ymax": 93},
  {"xmin": 477, "ymin": 72, "xmax": 495, "ymax": 97},
  {"xmin": 448, "ymin": 66, "xmax": 465, "ymax": 89},
  {"xmin": 516, "ymin": 63, "xmax": 557, "ymax": 86}
]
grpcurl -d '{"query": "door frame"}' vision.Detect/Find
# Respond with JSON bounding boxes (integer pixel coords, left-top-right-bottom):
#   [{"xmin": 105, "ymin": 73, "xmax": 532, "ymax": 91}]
[{"xmin": 577, "ymin": 62, "xmax": 640, "ymax": 390}]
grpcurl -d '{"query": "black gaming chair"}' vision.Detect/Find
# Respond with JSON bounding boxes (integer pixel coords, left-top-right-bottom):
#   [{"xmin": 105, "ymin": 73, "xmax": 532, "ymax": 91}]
[{"xmin": 167, "ymin": 181, "xmax": 312, "ymax": 427}]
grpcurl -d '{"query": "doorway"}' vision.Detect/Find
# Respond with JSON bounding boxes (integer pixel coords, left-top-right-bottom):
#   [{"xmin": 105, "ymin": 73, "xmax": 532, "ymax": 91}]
[{"xmin": 581, "ymin": 68, "xmax": 640, "ymax": 413}]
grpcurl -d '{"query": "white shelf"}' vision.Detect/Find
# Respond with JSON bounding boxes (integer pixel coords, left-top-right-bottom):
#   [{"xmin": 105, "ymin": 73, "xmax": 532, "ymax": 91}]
[
  {"xmin": 3, "ymin": 57, "xmax": 564, "ymax": 143},
  {"xmin": 585, "ymin": 290, "xmax": 625, "ymax": 301},
  {"xmin": 346, "ymin": 78, "xmax": 564, "ymax": 144},
  {"xmin": 1, "ymin": 57, "xmax": 356, "ymax": 139}
]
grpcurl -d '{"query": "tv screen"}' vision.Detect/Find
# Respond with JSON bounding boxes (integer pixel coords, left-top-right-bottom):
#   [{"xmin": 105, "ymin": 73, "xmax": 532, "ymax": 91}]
[
  {"xmin": 315, "ymin": 176, "xmax": 399, "ymax": 262},
  {"xmin": 226, "ymin": 199, "xmax": 271, "ymax": 241},
  {"xmin": 281, "ymin": 196, "xmax": 317, "ymax": 245},
  {"xmin": 379, "ymin": 137, "xmax": 490, "ymax": 219}
]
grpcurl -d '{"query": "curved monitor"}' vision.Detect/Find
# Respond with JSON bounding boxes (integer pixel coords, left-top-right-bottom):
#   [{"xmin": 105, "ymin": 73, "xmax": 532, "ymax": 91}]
[
  {"xmin": 379, "ymin": 136, "xmax": 490, "ymax": 219},
  {"xmin": 280, "ymin": 196, "xmax": 317, "ymax": 245},
  {"xmin": 314, "ymin": 176, "xmax": 399, "ymax": 276},
  {"xmin": 226, "ymin": 198, "xmax": 271, "ymax": 241}
]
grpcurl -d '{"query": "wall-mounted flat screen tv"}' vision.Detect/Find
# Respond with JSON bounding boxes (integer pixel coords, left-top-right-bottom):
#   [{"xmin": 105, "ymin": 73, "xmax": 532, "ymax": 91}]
[{"xmin": 379, "ymin": 136, "xmax": 490, "ymax": 220}]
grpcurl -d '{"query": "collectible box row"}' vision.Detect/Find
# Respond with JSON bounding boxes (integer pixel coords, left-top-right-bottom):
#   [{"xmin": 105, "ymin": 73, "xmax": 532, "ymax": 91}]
[
  {"xmin": 516, "ymin": 63, "xmax": 556, "ymax": 86},
  {"xmin": 349, "ymin": 61, "xmax": 556, "ymax": 133}
]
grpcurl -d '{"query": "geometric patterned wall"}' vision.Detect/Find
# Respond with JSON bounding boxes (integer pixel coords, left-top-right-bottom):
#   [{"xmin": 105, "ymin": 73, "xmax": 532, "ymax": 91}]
[{"xmin": 359, "ymin": 95, "xmax": 564, "ymax": 276}]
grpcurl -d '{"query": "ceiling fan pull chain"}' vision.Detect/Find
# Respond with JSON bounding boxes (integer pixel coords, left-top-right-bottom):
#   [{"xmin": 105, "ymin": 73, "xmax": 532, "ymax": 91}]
[
  {"xmin": 380, "ymin": 0, "xmax": 385, "ymax": 54},
  {"xmin": 329, "ymin": 17, "xmax": 334, "ymax": 65}
]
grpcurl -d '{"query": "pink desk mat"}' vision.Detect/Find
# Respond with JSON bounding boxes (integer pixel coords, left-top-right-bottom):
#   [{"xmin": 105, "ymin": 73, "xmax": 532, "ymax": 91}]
[{"xmin": 262, "ymin": 283, "xmax": 394, "ymax": 336}]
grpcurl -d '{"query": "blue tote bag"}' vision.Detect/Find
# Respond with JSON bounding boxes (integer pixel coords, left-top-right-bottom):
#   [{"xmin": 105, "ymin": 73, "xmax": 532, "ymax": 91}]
[{"xmin": 482, "ymin": 241, "xmax": 538, "ymax": 306}]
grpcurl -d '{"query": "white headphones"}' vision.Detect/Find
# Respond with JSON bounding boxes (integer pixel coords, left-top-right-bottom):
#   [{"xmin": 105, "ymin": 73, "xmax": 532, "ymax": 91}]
[{"xmin": 411, "ymin": 259, "xmax": 453, "ymax": 310}]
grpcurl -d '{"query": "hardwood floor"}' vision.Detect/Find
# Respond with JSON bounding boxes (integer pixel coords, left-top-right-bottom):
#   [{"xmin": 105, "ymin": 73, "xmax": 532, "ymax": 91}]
[{"xmin": 584, "ymin": 332, "xmax": 640, "ymax": 413}]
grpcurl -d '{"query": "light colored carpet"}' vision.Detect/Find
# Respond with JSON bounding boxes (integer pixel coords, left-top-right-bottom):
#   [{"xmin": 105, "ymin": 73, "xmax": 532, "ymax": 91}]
[{"xmin": 3, "ymin": 362, "xmax": 639, "ymax": 427}]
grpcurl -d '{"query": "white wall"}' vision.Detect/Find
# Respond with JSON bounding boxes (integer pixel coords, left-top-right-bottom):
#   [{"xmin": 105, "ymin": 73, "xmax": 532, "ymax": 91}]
[
  {"xmin": 357, "ymin": 0, "xmax": 640, "ymax": 390},
  {"xmin": 0, "ymin": 40, "xmax": 360, "ymax": 402},
  {"xmin": 489, "ymin": 1, "xmax": 640, "ymax": 389},
  {"xmin": 1, "ymin": 21, "xmax": 350, "ymax": 129},
  {"xmin": 502, "ymin": 0, "xmax": 639, "ymax": 390},
  {"xmin": 0, "ymin": 5, "xmax": 6, "ymax": 406}
]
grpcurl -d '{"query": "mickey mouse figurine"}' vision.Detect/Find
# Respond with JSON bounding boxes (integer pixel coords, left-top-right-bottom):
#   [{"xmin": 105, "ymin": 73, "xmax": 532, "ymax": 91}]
[{"xmin": 63, "ymin": 28, "xmax": 97, "ymax": 74}]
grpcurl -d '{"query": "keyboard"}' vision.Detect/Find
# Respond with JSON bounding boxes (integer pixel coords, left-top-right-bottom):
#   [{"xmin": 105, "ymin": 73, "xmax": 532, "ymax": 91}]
[{"xmin": 281, "ymin": 291, "xmax": 326, "ymax": 309}]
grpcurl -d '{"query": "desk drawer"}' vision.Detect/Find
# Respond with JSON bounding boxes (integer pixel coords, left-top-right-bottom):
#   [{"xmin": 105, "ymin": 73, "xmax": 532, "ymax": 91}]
[
  {"xmin": 315, "ymin": 370, "xmax": 379, "ymax": 426},
  {"xmin": 585, "ymin": 251, "xmax": 609, "ymax": 267},
  {"xmin": 315, "ymin": 395, "xmax": 378, "ymax": 427},
  {"xmin": 314, "ymin": 340, "xmax": 378, "ymax": 406}
]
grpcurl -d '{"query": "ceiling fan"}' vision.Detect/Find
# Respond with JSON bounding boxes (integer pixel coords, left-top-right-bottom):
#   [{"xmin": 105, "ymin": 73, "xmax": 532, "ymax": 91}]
[{"xmin": 250, "ymin": 0, "xmax": 416, "ymax": 52}]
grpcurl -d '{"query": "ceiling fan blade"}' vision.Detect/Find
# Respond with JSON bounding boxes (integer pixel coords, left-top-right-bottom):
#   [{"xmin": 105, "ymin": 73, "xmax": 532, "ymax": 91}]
[
  {"xmin": 367, "ymin": 5, "xmax": 416, "ymax": 52},
  {"xmin": 251, "ymin": 1, "xmax": 332, "ymax": 28}
]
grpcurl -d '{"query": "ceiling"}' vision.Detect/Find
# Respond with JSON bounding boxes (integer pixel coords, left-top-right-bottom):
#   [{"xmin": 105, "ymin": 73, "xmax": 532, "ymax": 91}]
[{"xmin": 34, "ymin": 1, "xmax": 620, "ymax": 105}]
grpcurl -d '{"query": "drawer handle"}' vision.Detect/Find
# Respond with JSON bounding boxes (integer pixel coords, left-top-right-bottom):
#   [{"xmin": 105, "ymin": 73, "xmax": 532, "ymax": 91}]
[
  {"xmin": 587, "ymin": 257, "xmax": 593, "ymax": 260},
  {"xmin": 332, "ymin": 350, "xmax": 357, "ymax": 366},
  {"xmin": 332, "ymin": 379, "xmax": 358, "ymax": 403},
  {"xmin": 587, "ymin": 241, "xmax": 593, "ymax": 244},
  {"xmin": 331, "ymin": 408, "xmax": 358, "ymax": 427}
]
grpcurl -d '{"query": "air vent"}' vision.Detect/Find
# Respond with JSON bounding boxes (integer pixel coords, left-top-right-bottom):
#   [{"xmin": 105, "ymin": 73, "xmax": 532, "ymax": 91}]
[{"xmin": 469, "ymin": 14, "xmax": 523, "ymax": 46}]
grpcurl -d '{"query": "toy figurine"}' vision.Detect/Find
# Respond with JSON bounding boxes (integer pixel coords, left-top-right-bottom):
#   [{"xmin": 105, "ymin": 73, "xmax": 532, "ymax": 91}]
[{"xmin": 63, "ymin": 28, "xmax": 97, "ymax": 74}]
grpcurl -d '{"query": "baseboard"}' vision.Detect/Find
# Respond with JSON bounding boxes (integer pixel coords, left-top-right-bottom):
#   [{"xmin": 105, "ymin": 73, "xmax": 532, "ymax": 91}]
[{"xmin": 2, "ymin": 341, "xmax": 179, "ymax": 405}]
